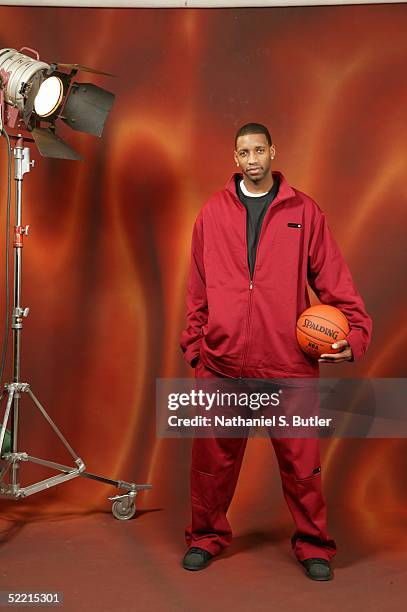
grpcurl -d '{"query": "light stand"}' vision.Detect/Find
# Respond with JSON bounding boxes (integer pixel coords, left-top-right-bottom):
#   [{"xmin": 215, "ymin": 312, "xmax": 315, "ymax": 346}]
[
  {"xmin": 0, "ymin": 48, "xmax": 152, "ymax": 519},
  {"xmin": 0, "ymin": 135, "xmax": 151, "ymax": 519}
]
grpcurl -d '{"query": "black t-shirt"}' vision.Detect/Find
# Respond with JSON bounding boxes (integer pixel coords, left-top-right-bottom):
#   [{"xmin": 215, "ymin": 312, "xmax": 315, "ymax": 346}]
[{"xmin": 236, "ymin": 175, "xmax": 280, "ymax": 278}]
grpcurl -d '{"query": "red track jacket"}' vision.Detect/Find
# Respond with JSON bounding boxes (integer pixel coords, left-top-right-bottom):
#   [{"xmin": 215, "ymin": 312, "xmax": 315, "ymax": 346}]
[{"xmin": 181, "ymin": 172, "xmax": 372, "ymax": 378}]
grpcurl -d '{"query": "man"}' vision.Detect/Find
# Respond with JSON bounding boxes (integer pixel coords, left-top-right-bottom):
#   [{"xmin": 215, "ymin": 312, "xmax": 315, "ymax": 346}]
[{"xmin": 180, "ymin": 123, "xmax": 372, "ymax": 580}]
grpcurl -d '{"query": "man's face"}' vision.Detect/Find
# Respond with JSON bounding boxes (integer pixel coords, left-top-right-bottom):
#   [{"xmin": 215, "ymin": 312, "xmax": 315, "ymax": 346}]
[{"xmin": 234, "ymin": 133, "xmax": 275, "ymax": 183}]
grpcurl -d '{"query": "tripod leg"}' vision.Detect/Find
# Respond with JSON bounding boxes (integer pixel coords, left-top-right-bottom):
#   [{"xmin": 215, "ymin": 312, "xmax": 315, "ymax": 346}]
[
  {"xmin": 11, "ymin": 394, "xmax": 20, "ymax": 490},
  {"xmin": 26, "ymin": 388, "xmax": 82, "ymax": 463}
]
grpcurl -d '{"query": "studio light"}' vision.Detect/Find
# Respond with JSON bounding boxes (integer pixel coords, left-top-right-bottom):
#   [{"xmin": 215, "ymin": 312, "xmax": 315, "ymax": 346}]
[
  {"xmin": 0, "ymin": 47, "xmax": 151, "ymax": 516},
  {"xmin": 0, "ymin": 47, "xmax": 115, "ymax": 159}
]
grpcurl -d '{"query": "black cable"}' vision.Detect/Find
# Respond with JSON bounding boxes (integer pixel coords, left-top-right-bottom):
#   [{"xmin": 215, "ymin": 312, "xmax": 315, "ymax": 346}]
[{"xmin": 0, "ymin": 127, "xmax": 11, "ymax": 388}]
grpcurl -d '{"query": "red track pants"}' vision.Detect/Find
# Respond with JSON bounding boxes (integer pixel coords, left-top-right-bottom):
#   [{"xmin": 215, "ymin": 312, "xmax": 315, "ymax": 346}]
[{"xmin": 185, "ymin": 361, "xmax": 337, "ymax": 561}]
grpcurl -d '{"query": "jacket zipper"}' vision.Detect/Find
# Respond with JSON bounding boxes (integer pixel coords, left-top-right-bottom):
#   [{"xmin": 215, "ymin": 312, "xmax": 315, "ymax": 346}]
[
  {"xmin": 239, "ymin": 278, "xmax": 254, "ymax": 378},
  {"xmin": 238, "ymin": 201, "xmax": 279, "ymax": 379}
]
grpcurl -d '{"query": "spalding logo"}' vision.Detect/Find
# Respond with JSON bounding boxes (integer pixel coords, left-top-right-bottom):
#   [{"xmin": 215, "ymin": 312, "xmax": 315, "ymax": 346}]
[{"xmin": 303, "ymin": 318, "xmax": 339, "ymax": 340}]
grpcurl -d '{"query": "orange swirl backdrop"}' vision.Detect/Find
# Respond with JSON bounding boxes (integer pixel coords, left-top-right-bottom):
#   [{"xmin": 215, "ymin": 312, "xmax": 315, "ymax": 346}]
[{"xmin": 0, "ymin": 4, "xmax": 406, "ymax": 553}]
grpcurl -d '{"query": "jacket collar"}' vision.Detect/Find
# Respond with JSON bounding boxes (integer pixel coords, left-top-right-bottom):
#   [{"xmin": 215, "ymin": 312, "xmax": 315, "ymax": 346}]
[{"xmin": 225, "ymin": 171, "xmax": 296, "ymax": 206}]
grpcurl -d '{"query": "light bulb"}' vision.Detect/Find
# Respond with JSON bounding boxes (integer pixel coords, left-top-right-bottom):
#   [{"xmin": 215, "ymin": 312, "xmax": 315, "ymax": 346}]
[{"xmin": 34, "ymin": 76, "xmax": 63, "ymax": 117}]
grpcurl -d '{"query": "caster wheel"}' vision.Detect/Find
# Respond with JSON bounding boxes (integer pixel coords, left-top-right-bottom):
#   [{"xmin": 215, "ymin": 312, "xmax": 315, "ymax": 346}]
[{"xmin": 112, "ymin": 499, "xmax": 136, "ymax": 520}]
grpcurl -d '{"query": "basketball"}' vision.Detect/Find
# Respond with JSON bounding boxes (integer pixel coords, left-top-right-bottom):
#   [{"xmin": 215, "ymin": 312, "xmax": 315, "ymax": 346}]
[{"xmin": 296, "ymin": 304, "xmax": 350, "ymax": 358}]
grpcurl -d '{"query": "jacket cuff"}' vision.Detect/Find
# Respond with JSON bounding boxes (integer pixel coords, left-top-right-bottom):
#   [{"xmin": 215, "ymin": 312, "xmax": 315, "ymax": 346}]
[
  {"xmin": 346, "ymin": 329, "xmax": 366, "ymax": 362},
  {"xmin": 182, "ymin": 340, "xmax": 201, "ymax": 368}
]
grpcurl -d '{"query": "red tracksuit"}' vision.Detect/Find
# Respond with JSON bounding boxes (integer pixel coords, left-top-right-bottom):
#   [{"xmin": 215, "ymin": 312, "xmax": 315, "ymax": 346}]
[{"xmin": 180, "ymin": 171, "xmax": 372, "ymax": 560}]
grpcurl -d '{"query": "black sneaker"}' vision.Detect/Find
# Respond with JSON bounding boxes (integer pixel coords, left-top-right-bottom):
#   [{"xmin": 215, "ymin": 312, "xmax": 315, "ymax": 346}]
[
  {"xmin": 301, "ymin": 558, "xmax": 333, "ymax": 581},
  {"xmin": 182, "ymin": 547, "xmax": 214, "ymax": 571}
]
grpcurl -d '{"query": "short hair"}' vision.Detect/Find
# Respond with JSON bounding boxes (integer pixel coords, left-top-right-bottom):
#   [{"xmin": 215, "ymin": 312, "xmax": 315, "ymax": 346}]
[{"xmin": 235, "ymin": 123, "xmax": 272, "ymax": 148}]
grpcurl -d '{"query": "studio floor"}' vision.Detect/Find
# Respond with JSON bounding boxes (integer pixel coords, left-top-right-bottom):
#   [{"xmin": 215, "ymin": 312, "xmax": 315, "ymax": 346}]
[{"xmin": 1, "ymin": 491, "xmax": 406, "ymax": 612}]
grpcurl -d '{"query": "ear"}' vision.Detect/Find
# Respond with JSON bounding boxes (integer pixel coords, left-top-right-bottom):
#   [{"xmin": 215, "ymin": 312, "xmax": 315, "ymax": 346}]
[
  {"xmin": 234, "ymin": 150, "xmax": 239, "ymax": 167},
  {"xmin": 270, "ymin": 144, "xmax": 276, "ymax": 160}
]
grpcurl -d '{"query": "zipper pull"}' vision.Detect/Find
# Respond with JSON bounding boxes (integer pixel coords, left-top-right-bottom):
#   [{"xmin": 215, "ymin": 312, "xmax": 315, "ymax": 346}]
[{"xmin": 249, "ymin": 281, "xmax": 253, "ymax": 290}]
